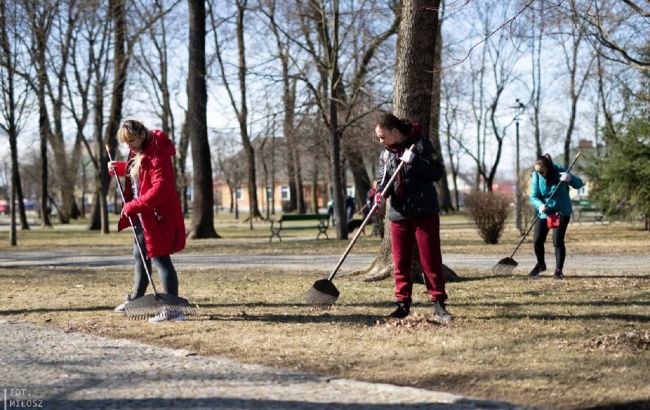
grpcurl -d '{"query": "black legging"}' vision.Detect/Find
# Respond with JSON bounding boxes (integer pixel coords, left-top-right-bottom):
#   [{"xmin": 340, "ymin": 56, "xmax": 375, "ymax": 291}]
[{"xmin": 533, "ymin": 214, "xmax": 571, "ymax": 271}]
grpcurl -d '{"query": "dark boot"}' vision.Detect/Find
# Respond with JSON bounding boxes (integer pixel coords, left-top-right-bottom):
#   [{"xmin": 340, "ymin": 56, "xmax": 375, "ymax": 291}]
[
  {"xmin": 433, "ymin": 301, "xmax": 453, "ymax": 324},
  {"xmin": 388, "ymin": 302, "xmax": 410, "ymax": 318},
  {"xmin": 529, "ymin": 262, "xmax": 547, "ymax": 278},
  {"xmin": 553, "ymin": 269, "xmax": 564, "ymax": 280}
]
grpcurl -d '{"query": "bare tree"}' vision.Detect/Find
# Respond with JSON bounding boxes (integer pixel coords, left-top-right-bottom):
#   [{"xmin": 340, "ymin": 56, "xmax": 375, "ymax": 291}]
[
  {"xmin": 260, "ymin": 0, "xmax": 305, "ymax": 213},
  {"xmin": 527, "ymin": 0, "xmax": 546, "ymax": 158},
  {"xmin": 0, "ymin": 0, "xmax": 32, "ymax": 237},
  {"xmin": 187, "ymin": 0, "xmax": 219, "ymax": 238},
  {"xmin": 558, "ymin": 3, "xmax": 596, "ymax": 167},
  {"xmin": 22, "ymin": 1, "xmax": 83, "ymax": 224},
  {"xmin": 430, "ymin": 9, "xmax": 453, "ymax": 212},
  {"xmin": 209, "ymin": 0, "xmax": 264, "ymax": 227},
  {"xmin": 212, "ymin": 133, "xmax": 245, "ymax": 216},
  {"xmin": 452, "ymin": 0, "xmax": 526, "ymax": 191},
  {"xmin": 441, "ymin": 73, "xmax": 465, "ymax": 210},
  {"xmin": 19, "ymin": 1, "xmax": 56, "ymax": 228},
  {"xmin": 281, "ymin": 0, "xmax": 399, "ymax": 239},
  {"xmin": 133, "ymin": 0, "xmax": 187, "ymax": 205},
  {"xmin": 569, "ymin": 0, "xmax": 650, "ymax": 70}
]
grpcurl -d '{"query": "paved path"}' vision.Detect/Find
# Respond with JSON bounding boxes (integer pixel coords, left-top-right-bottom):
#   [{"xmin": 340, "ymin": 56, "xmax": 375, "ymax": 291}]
[
  {"xmin": 1, "ymin": 249, "xmax": 648, "ymax": 274},
  {"xmin": 0, "ymin": 320, "xmax": 526, "ymax": 410}
]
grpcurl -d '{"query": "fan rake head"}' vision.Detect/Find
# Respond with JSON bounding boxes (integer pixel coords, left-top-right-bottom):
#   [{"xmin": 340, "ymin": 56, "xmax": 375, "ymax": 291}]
[
  {"xmin": 492, "ymin": 257, "xmax": 518, "ymax": 275},
  {"xmin": 124, "ymin": 294, "xmax": 197, "ymax": 320},
  {"xmin": 304, "ymin": 279, "xmax": 340, "ymax": 307}
]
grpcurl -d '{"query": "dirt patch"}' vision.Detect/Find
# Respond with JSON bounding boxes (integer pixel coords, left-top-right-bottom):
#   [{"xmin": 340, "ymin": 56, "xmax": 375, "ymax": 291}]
[{"xmin": 586, "ymin": 330, "xmax": 650, "ymax": 352}]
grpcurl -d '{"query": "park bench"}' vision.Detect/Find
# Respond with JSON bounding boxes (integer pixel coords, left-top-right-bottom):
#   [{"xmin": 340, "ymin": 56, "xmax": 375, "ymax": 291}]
[
  {"xmin": 269, "ymin": 213, "xmax": 329, "ymax": 242},
  {"xmin": 575, "ymin": 206, "xmax": 604, "ymax": 223}
]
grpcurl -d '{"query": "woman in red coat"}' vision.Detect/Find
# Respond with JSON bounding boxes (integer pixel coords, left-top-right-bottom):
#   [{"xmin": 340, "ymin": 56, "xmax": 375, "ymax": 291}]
[{"xmin": 109, "ymin": 120, "xmax": 186, "ymax": 322}]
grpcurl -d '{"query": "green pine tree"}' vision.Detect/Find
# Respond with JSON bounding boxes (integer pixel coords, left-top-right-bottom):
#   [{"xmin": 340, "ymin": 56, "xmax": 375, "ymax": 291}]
[{"xmin": 589, "ymin": 117, "xmax": 650, "ymax": 229}]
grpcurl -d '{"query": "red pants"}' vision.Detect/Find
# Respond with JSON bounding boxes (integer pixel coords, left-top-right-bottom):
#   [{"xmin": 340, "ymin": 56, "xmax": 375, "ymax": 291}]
[{"xmin": 390, "ymin": 215, "xmax": 446, "ymax": 304}]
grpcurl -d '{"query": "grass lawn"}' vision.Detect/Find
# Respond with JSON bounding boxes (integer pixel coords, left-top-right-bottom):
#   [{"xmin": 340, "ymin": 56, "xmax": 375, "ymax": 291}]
[{"xmin": 0, "ymin": 216, "xmax": 649, "ymax": 409}]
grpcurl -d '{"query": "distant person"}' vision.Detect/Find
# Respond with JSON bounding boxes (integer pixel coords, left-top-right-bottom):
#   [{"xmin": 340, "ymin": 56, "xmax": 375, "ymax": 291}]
[
  {"xmin": 326, "ymin": 199, "xmax": 335, "ymax": 226},
  {"xmin": 367, "ymin": 181, "xmax": 384, "ymax": 237},
  {"xmin": 345, "ymin": 195, "xmax": 355, "ymax": 223},
  {"xmin": 108, "ymin": 120, "xmax": 187, "ymax": 322},
  {"xmin": 364, "ymin": 181, "xmax": 377, "ymax": 219},
  {"xmin": 374, "ymin": 113, "xmax": 451, "ymax": 323},
  {"xmin": 528, "ymin": 154, "xmax": 584, "ymax": 280}
]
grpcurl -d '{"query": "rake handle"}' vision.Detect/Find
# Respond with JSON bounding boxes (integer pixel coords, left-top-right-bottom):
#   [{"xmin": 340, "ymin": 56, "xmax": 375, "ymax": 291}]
[
  {"xmin": 326, "ymin": 144, "xmax": 415, "ymax": 281},
  {"xmin": 105, "ymin": 145, "xmax": 158, "ymax": 296},
  {"xmin": 508, "ymin": 151, "xmax": 582, "ymax": 259}
]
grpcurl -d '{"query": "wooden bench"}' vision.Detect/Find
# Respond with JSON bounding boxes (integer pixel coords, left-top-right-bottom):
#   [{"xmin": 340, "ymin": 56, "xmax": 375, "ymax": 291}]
[{"xmin": 269, "ymin": 214, "xmax": 329, "ymax": 242}]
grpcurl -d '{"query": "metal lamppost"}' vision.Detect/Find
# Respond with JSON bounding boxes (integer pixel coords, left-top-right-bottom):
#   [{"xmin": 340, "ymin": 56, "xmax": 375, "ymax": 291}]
[{"xmin": 512, "ymin": 99, "xmax": 526, "ymax": 234}]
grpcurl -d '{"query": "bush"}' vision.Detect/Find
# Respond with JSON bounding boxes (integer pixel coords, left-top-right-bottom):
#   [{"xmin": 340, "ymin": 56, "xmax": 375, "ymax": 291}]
[{"xmin": 465, "ymin": 190, "xmax": 510, "ymax": 244}]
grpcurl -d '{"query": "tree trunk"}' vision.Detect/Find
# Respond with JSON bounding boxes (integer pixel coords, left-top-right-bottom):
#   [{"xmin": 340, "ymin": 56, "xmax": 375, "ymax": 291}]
[
  {"xmin": 188, "ymin": 0, "xmax": 218, "ymax": 238},
  {"xmin": 430, "ymin": 20, "xmax": 452, "ymax": 213},
  {"xmin": 178, "ymin": 114, "xmax": 190, "ymax": 215},
  {"xmin": 342, "ymin": 138, "xmax": 371, "ymax": 206},
  {"xmin": 36, "ymin": 59, "xmax": 53, "ymax": 228}
]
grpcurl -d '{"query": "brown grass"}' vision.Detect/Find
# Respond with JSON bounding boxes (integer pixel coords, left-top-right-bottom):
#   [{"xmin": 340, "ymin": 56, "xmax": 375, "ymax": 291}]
[
  {"xmin": 1, "ymin": 263, "xmax": 649, "ymax": 409},
  {"xmin": 1, "ymin": 218, "xmax": 649, "ymax": 409}
]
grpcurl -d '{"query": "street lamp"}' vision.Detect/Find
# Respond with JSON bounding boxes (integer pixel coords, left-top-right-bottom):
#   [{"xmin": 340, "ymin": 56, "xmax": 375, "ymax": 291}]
[{"xmin": 511, "ymin": 99, "xmax": 526, "ymax": 234}]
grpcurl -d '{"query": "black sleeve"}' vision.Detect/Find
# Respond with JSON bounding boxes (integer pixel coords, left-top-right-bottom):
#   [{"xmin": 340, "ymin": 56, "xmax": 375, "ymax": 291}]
[
  {"xmin": 404, "ymin": 137, "xmax": 443, "ymax": 182},
  {"xmin": 375, "ymin": 150, "xmax": 391, "ymax": 197}
]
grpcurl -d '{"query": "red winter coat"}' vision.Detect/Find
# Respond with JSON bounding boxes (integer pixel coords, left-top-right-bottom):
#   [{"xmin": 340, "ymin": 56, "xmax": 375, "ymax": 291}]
[{"xmin": 115, "ymin": 130, "xmax": 186, "ymax": 257}]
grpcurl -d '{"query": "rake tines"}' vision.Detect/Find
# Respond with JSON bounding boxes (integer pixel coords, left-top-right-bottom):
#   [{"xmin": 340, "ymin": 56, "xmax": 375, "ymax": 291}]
[
  {"xmin": 492, "ymin": 257, "xmax": 518, "ymax": 275},
  {"xmin": 304, "ymin": 278, "xmax": 339, "ymax": 307},
  {"xmin": 124, "ymin": 294, "xmax": 197, "ymax": 320}
]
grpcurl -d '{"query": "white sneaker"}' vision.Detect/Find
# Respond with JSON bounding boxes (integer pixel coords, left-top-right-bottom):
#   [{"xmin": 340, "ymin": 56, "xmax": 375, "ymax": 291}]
[
  {"xmin": 148, "ymin": 309, "xmax": 186, "ymax": 323},
  {"xmin": 114, "ymin": 295, "xmax": 133, "ymax": 313}
]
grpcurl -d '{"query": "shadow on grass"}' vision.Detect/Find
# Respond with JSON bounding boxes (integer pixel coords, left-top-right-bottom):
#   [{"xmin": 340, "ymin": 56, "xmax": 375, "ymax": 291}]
[
  {"xmin": 205, "ymin": 312, "xmax": 382, "ymax": 326},
  {"xmin": 452, "ymin": 273, "xmax": 650, "ymax": 282},
  {"xmin": 195, "ymin": 301, "xmax": 441, "ymax": 310},
  {"xmin": 45, "ymin": 397, "xmax": 523, "ymax": 410},
  {"xmin": 476, "ymin": 312, "xmax": 650, "ymax": 322},
  {"xmin": 0, "ymin": 306, "xmax": 111, "ymax": 315},
  {"xmin": 584, "ymin": 400, "xmax": 650, "ymax": 410},
  {"xmin": 452, "ymin": 300, "xmax": 650, "ymax": 308}
]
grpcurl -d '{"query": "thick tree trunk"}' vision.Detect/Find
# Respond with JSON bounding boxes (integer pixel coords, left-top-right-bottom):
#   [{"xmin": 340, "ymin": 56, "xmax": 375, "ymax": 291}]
[
  {"xmin": 188, "ymin": 0, "xmax": 218, "ymax": 238},
  {"xmin": 430, "ymin": 21, "xmax": 453, "ymax": 213}
]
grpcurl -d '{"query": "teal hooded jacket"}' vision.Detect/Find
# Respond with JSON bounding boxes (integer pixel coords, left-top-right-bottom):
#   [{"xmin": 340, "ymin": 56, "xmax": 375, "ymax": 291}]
[{"xmin": 529, "ymin": 165, "xmax": 584, "ymax": 219}]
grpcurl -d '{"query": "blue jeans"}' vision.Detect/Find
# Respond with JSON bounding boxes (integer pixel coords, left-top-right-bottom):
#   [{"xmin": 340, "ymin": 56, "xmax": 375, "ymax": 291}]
[{"xmin": 131, "ymin": 224, "xmax": 179, "ymax": 298}]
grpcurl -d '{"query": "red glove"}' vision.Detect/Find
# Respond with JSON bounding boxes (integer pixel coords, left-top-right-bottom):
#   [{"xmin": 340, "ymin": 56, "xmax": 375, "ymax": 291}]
[
  {"xmin": 121, "ymin": 201, "xmax": 135, "ymax": 218},
  {"xmin": 374, "ymin": 192, "xmax": 385, "ymax": 208},
  {"xmin": 108, "ymin": 161, "xmax": 127, "ymax": 177}
]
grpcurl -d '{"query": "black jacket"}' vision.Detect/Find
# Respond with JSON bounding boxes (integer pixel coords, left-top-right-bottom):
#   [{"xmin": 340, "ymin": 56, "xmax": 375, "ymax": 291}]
[{"xmin": 376, "ymin": 127, "xmax": 443, "ymax": 221}]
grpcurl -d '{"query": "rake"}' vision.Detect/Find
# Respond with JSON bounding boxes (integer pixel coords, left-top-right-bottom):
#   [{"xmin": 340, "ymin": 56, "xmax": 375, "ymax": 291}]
[
  {"xmin": 106, "ymin": 145, "xmax": 196, "ymax": 320},
  {"xmin": 493, "ymin": 151, "xmax": 581, "ymax": 275},
  {"xmin": 304, "ymin": 145, "xmax": 415, "ymax": 307}
]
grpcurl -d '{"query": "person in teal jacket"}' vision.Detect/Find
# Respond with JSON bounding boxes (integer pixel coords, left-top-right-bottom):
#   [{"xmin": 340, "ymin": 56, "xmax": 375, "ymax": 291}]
[{"xmin": 528, "ymin": 154, "xmax": 584, "ymax": 279}]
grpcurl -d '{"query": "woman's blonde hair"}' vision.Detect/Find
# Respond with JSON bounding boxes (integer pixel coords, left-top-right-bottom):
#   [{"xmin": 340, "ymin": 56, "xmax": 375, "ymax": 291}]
[{"xmin": 118, "ymin": 120, "xmax": 150, "ymax": 180}]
